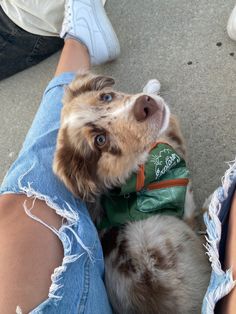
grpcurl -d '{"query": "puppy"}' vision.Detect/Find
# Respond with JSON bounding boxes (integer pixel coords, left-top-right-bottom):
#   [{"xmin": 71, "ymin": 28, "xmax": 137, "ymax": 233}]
[{"xmin": 53, "ymin": 72, "xmax": 210, "ymax": 314}]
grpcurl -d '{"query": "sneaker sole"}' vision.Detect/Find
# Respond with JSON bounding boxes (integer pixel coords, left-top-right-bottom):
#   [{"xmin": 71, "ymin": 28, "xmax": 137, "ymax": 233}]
[
  {"xmin": 89, "ymin": 0, "xmax": 120, "ymax": 63},
  {"xmin": 227, "ymin": 5, "xmax": 236, "ymax": 41}
]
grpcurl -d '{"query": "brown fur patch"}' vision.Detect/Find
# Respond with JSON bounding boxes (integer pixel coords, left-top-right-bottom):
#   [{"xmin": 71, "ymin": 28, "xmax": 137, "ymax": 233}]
[
  {"xmin": 148, "ymin": 242, "xmax": 177, "ymax": 270},
  {"xmin": 85, "ymin": 122, "xmax": 122, "ymax": 156},
  {"xmin": 160, "ymin": 115, "xmax": 186, "ymax": 158},
  {"xmin": 85, "ymin": 122, "xmax": 106, "ymax": 134},
  {"xmin": 132, "ymin": 277, "xmax": 179, "ymax": 314},
  {"xmin": 117, "ymin": 239, "xmax": 127, "ymax": 259},
  {"xmin": 70, "ymin": 75, "xmax": 115, "ymax": 98},
  {"xmin": 167, "ymin": 130, "xmax": 184, "ymax": 146},
  {"xmin": 118, "ymin": 258, "xmax": 137, "ymax": 275},
  {"xmin": 108, "ymin": 145, "xmax": 122, "ymax": 156},
  {"xmin": 53, "ymin": 127, "xmax": 101, "ymax": 199},
  {"xmin": 113, "ymin": 237, "xmax": 137, "ymax": 275}
]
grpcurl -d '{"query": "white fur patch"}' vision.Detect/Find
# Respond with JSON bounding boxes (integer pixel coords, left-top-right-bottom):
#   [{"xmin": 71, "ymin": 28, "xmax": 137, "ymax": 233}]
[
  {"xmin": 107, "ymin": 97, "xmax": 135, "ymax": 118},
  {"xmin": 63, "ymin": 107, "xmax": 98, "ymax": 129},
  {"xmin": 143, "ymin": 79, "xmax": 161, "ymax": 95},
  {"xmin": 183, "ymin": 183, "xmax": 197, "ymax": 220}
]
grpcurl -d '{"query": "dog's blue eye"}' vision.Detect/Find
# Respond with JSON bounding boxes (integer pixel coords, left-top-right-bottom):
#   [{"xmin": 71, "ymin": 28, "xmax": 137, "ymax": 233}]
[
  {"xmin": 95, "ymin": 134, "xmax": 106, "ymax": 147},
  {"xmin": 101, "ymin": 93, "xmax": 113, "ymax": 102}
]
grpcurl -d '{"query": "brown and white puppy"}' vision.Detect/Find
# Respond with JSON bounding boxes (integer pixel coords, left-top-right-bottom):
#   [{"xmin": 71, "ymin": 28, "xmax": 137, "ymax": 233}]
[{"xmin": 53, "ymin": 72, "xmax": 210, "ymax": 314}]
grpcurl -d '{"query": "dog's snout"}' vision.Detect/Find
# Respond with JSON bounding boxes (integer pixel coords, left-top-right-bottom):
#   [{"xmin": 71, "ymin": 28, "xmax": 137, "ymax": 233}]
[{"xmin": 133, "ymin": 95, "xmax": 161, "ymax": 122}]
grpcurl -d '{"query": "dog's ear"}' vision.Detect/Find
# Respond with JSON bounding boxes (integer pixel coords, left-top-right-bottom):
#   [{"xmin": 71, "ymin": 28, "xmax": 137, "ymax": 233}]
[
  {"xmin": 65, "ymin": 72, "xmax": 115, "ymax": 102},
  {"xmin": 53, "ymin": 128, "xmax": 101, "ymax": 201},
  {"xmin": 87, "ymin": 75, "xmax": 115, "ymax": 91},
  {"xmin": 163, "ymin": 115, "xmax": 186, "ymax": 157}
]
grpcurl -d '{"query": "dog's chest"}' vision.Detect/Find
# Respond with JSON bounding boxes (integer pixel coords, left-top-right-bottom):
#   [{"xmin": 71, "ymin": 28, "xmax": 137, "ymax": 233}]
[{"xmin": 99, "ymin": 142, "xmax": 190, "ymax": 230}]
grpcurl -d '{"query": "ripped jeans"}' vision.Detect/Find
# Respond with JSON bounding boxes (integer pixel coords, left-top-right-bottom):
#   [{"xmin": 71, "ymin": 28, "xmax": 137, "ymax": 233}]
[
  {"xmin": 0, "ymin": 73, "xmax": 112, "ymax": 313},
  {"xmin": 202, "ymin": 160, "xmax": 236, "ymax": 313},
  {"xmin": 1, "ymin": 72, "xmax": 236, "ymax": 313}
]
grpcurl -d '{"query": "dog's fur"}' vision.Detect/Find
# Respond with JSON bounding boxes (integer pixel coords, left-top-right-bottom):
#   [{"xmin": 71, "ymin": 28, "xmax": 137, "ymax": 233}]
[{"xmin": 53, "ymin": 72, "xmax": 210, "ymax": 314}]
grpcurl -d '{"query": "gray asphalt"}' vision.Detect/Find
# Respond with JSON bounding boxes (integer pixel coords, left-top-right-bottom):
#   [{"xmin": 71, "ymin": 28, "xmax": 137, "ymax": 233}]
[{"xmin": 0, "ymin": 0, "xmax": 235, "ymax": 208}]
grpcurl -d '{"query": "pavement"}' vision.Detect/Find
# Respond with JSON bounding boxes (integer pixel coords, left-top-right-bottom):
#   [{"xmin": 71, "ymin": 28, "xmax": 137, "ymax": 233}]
[{"xmin": 0, "ymin": 0, "xmax": 235, "ymax": 209}]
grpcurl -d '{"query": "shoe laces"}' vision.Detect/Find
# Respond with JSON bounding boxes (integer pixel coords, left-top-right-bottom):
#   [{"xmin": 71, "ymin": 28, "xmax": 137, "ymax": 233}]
[{"xmin": 62, "ymin": 0, "xmax": 73, "ymax": 35}]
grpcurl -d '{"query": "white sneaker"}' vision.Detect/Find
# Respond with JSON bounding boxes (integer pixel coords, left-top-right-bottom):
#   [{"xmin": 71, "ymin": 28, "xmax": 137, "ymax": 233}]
[
  {"xmin": 227, "ymin": 5, "xmax": 236, "ymax": 41},
  {"xmin": 60, "ymin": 0, "xmax": 120, "ymax": 65}
]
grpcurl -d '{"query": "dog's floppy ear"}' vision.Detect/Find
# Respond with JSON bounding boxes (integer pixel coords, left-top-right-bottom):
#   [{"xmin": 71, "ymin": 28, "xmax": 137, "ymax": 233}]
[
  {"xmin": 65, "ymin": 72, "xmax": 115, "ymax": 102},
  {"xmin": 53, "ymin": 128, "xmax": 101, "ymax": 201},
  {"xmin": 88, "ymin": 75, "xmax": 115, "ymax": 91}
]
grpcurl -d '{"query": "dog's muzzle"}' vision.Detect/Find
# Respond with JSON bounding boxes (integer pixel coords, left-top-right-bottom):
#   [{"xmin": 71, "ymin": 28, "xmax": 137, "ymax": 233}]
[{"xmin": 133, "ymin": 95, "xmax": 164, "ymax": 122}]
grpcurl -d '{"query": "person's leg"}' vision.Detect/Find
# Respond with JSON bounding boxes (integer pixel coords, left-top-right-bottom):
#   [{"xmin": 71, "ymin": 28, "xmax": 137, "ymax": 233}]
[
  {"xmin": 60, "ymin": 0, "xmax": 120, "ymax": 65},
  {"xmin": 202, "ymin": 161, "xmax": 236, "ymax": 314},
  {"xmin": 0, "ymin": 0, "xmax": 120, "ymax": 311},
  {"xmin": 0, "ymin": 6, "xmax": 64, "ymax": 81},
  {"xmin": 55, "ymin": 39, "xmax": 90, "ymax": 76},
  {"xmin": 217, "ymin": 192, "xmax": 236, "ymax": 313},
  {"xmin": 0, "ymin": 38, "xmax": 90, "ymax": 313}
]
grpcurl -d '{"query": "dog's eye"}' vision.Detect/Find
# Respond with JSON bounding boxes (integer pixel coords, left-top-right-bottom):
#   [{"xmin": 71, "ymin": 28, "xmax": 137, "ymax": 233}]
[
  {"xmin": 95, "ymin": 134, "xmax": 107, "ymax": 147},
  {"xmin": 101, "ymin": 93, "xmax": 113, "ymax": 102}
]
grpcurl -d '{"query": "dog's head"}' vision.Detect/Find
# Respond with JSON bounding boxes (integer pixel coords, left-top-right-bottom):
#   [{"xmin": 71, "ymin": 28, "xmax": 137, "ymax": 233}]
[{"xmin": 53, "ymin": 72, "xmax": 170, "ymax": 200}]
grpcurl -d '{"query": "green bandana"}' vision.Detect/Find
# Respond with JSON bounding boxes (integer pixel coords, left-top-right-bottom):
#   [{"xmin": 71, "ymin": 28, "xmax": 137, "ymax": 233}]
[{"xmin": 99, "ymin": 143, "xmax": 190, "ymax": 230}]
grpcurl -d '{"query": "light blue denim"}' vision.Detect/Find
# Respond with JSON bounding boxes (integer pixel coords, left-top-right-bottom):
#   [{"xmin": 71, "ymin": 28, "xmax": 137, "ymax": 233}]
[
  {"xmin": 0, "ymin": 73, "xmax": 113, "ymax": 314},
  {"xmin": 202, "ymin": 159, "xmax": 236, "ymax": 314}
]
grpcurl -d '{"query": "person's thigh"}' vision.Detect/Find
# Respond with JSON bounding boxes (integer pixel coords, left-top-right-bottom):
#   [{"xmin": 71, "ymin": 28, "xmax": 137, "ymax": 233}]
[
  {"xmin": 0, "ymin": 73, "xmax": 112, "ymax": 313},
  {"xmin": 0, "ymin": 6, "xmax": 64, "ymax": 80}
]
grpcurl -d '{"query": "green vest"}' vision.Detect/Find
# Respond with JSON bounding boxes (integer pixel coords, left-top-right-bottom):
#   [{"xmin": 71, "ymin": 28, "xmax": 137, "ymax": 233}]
[{"xmin": 99, "ymin": 143, "xmax": 190, "ymax": 230}]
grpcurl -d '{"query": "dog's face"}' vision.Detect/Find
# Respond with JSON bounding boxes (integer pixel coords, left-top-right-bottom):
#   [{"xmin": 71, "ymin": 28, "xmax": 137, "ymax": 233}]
[{"xmin": 53, "ymin": 72, "xmax": 170, "ymax": 200}]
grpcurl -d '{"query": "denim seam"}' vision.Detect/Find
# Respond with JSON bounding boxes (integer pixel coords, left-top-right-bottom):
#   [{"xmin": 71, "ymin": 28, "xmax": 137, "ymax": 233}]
[
  {"xmin": 26, "ymin": 36, "xmax": 44, "ymax": 64},
  {"xmin": 78, "ymin": 257, "xmax": 90, "ymax": 314},
  {"xmin": 31, "ymin": 36, "xmax": 44, "ymax": 55},
  {"xmin": 42, "ymin": 73, "xmax": 76, "ymax": 96}
]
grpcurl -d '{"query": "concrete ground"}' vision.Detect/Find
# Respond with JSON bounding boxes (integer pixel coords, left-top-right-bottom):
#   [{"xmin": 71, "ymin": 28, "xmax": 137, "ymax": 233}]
[{"xmin": 0, "ymin": 0, "xmax": 235, "ymax": 209}]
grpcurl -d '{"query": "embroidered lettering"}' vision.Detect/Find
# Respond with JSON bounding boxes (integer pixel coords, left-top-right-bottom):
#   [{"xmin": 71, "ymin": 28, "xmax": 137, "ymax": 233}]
[{"xmin": 150, "ymin": 149, "xmax": 181, "ymax": 180}]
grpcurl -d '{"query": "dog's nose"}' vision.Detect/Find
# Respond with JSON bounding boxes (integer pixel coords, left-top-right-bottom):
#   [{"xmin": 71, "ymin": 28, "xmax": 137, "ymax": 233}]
[{"xmin": 133, "ymin": 95, "xmax": 162, "ymax": 122}]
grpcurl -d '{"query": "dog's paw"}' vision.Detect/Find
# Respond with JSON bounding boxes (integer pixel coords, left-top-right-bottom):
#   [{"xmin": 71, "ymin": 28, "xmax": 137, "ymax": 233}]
[{"xmin": 143, "ymin": 79, "xmax": 161, "ymax": 95}]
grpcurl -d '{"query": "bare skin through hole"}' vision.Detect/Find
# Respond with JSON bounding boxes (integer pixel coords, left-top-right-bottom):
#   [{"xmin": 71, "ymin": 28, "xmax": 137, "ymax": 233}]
[{"xmin": 0, "ymin": 194, "xmax": 64, "ymax": 314}]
